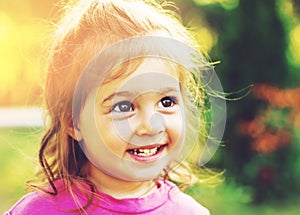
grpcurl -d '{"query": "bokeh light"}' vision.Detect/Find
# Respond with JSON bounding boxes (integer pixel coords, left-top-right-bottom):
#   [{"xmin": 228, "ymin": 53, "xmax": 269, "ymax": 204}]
[
  {"xmin": 289, "ymin": 24, "xmax": 300, "ymax": 65},
  {"xmin": 193, "ymin": 0, "xmax": 240, "ymax": 10}
]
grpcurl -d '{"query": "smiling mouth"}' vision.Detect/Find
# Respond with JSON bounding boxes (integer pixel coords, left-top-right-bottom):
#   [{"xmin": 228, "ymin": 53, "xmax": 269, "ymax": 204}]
[{"xmin": 127, "ymin": 144, "xmax": 167, "ymax": 157}]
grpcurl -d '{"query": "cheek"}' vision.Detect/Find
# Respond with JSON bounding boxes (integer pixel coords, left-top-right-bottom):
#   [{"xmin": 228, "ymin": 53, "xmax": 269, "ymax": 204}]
[
  {"xmin": 166, "ymin": 112, "xmax": 185, "ymax": 146},
  {"xmin": 96, "ymin": 115, "xmax": 128, "ymax": 156}
]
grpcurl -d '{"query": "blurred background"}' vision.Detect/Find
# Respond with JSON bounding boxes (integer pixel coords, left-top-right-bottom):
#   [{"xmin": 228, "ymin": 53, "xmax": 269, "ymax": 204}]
[{"xmin": 1, "ymin": 0, "xmax": 300, "ymax": 214}]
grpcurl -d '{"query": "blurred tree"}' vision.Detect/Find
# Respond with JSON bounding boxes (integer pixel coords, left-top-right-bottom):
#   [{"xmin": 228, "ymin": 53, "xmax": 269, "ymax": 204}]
[
  {"xmin": 184, "ymin": 0, "xmax": 300, "ymax": 203},
  {"xmin": 207, "ymin": 0, "xmax": 288, "ymax": 175}
]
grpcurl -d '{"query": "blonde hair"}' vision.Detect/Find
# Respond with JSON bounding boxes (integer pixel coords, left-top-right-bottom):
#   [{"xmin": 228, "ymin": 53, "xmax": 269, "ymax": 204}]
[{"xmin": 34, "ymin": 0, "xmax": 216, "ymax": 212}]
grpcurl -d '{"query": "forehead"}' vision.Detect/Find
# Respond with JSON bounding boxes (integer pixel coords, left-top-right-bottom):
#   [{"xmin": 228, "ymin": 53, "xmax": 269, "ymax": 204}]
[
  {"xmin": 128, "ymin": 58, "xmax": 179, "ymax": 78},
  {"xmin": 99, "ymin": 58, "xmax": 181, "ymax": 96}
]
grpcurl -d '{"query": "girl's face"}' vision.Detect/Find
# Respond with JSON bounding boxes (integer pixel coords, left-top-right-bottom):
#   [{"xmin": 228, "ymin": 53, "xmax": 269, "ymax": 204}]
[{"xmin": 77, "ymin": 58, "xmax": 186, "ymax": 181}]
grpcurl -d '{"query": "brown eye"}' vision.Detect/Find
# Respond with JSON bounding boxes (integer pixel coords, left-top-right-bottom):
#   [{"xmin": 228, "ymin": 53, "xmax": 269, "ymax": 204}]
[
  {"xmin": 159, "ymin": 96, "xmax": 177, "ymax": 108},
  {"xmin": 112, "ymin": 101, "xmax": 134, "ymax": 112}
]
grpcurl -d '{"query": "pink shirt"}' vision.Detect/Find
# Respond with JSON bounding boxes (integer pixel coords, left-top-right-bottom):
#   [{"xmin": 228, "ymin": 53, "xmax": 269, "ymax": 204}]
[{"xmin": 5, "ymin": 179, "xmax": 209, "ymax": 214}]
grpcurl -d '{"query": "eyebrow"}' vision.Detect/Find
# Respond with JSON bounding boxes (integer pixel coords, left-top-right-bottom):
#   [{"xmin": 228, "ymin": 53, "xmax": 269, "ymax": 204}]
[
  {"xmin": 102, "ymin": 91, "xmax": 135, "ymax": 104},
  {"xmin": 101, "ymin": 87, "xmax": 180, "ymax": 104}
]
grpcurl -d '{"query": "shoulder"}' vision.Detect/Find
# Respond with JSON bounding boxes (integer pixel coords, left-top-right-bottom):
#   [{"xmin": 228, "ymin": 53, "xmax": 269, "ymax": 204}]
[
  {"xmin": 5, "ymin": 191, "xmax": 57, "ymax": 215},
  {"xmin": 5, "ymin": 183, "xmax": 75, "ymax": 215},
  {"xmin": 164, "ymin": 180, "xmax": 210, "ymax": 215},
  {"xmin": 171, "ymin": 191, "xmax": 210, "ymax": 215}
]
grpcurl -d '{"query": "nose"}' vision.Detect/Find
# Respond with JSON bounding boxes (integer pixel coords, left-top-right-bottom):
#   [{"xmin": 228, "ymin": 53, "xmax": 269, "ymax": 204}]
[{"xmin": 134, "ymin": 112, "xmax": 165, "ymax": 136}]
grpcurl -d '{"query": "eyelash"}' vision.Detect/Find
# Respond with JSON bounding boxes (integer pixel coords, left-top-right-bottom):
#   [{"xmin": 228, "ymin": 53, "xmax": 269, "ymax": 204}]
[{"xmin": 111, "ymin": 96, "xmax": 178, "ymax": 113}]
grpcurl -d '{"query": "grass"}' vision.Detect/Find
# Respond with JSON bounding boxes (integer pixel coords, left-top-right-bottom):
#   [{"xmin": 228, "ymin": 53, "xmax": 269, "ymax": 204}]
[
  {"xmin": 0, "ymin": 127, "xmax": 299, "ymax": 214},
  {"xmin": 0, "ymin": 127, "xmax": 41, "ymax": 214},
  {"xmin": 187, "ymin": 181, "xmax": 300, "ymax": 215}
]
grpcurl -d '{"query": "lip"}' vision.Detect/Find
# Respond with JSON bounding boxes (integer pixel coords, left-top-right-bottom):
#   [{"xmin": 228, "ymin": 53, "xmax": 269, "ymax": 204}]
[
  {"xmin": 126, "ymin": 144, "xmax": 167, "ymax": 162},
  {"xmin": 127, "ymin": 143, "xmax": 166, "ymax": 150}
]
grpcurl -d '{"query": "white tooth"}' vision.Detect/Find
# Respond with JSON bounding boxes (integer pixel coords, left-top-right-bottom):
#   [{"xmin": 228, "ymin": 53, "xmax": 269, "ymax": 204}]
[
  {"xmin": 131, "ymin": 147, "xmax": 159, "ymax": 156},
  {"xmin": 143, "ymin": 149, "xmax": 151, "ymax": 154}
]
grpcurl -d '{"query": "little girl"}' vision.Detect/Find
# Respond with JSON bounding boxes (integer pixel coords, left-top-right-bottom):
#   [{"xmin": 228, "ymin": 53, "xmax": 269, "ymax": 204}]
[{"xmin": 6, "ymin": 0, "xmax": 225, "ymax": 214}]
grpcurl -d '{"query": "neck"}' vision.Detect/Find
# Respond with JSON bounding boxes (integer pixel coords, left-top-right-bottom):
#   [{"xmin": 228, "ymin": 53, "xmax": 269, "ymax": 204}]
[{"xmin": 87, "ymin": 163, "xmax": 158, "ymax": 199}]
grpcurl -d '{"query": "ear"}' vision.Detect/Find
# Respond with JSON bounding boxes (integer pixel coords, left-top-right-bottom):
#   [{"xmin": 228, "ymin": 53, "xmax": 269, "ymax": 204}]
[{"xmin": 67, "ymin": 126, "xmax": 83, "ymax": 142}]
